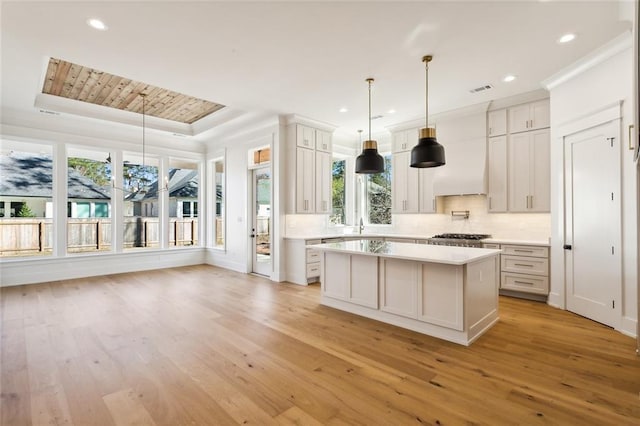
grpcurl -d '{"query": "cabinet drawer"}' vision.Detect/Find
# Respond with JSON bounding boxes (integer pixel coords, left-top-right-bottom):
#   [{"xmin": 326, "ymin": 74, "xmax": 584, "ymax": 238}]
[
  {"xmin": 306, "ymin": 262, "xmax": 321, "ymax": 278},
  {"xmin": 501, "ymin": 255, "xmax": 548, "ymax": 276},
  {"xmin": 501, "ymin": 272, "xmax": 549, "ymax": 294},
  {"xmin": 306, "ymin": 249, "xmax": 320, "ymax": 263},
  {"xmin": 501, "ymin": 244, "xmax": 548, "ymax": 258},
  {"xmin": 482, "ymin": 243, "xmax": 501, "ymax": 249}
]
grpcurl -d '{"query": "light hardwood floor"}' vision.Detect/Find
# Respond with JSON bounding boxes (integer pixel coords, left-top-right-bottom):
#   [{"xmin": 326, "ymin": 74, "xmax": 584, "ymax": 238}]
[{"xmin": 1, "ymin": 264, "xmax": 639, "ymax": 425}]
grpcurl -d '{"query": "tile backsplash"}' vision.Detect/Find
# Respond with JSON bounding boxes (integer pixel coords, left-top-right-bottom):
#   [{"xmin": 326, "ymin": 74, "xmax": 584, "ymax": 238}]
[{"xmin": 285, "ymin": 195, "xmax": 551, "ymax": 241}]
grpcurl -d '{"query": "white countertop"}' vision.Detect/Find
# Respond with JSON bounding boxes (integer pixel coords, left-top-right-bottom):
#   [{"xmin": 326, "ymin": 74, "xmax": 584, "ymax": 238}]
[
  {"xmin": 286, "ymin": 233, "xmax": 550, "ymax": 247},
  {"xmin": 308, "ymin": 240, "xmax": 501, "ymax": 266}
]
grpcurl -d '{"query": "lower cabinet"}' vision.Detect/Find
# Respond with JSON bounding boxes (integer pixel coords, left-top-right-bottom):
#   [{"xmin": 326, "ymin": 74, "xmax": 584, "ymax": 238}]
[
  {"xmin": 483, "ymin": 243, "xmax": 550, "ymax": 296},
  {"xmin": 323, "ymin": 252, "xmax": 378, "ymax": 308},
  {"xmin": 380, "ymin": 258, "xmax": 465, "ymax": 331}
]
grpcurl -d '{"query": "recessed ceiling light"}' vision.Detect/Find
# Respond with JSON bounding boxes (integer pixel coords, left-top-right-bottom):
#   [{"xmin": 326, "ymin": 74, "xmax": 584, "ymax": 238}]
[
  {"xmin": 87, "ymin": 18, "xmax": 108, "ymax": 31},
  {"xmin": 387, "ymin": 109, "xmax": 396, "ymax": 114},
  {"xmin": 339, "ymin": 107, "xmax": 348, "ymax": 113},
  {"xmin": 503, "ymin": 75, "xmax": 516, "ymax": 83},
  {"xmin": 558, "ymin": 33, "xmax": 576, "ymax": 44}
]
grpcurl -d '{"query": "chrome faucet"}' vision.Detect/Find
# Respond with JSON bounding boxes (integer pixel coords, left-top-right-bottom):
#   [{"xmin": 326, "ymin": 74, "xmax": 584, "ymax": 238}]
[{"xmin": 359, "ymin": 218, "xmax": 364, "ymax": 234}]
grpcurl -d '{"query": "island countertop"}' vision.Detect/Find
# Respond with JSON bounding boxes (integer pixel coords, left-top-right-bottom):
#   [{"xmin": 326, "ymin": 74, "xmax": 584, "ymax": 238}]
[{"xmin": 308, "ymin": 240, "xmax": 501, "ymax": 266}]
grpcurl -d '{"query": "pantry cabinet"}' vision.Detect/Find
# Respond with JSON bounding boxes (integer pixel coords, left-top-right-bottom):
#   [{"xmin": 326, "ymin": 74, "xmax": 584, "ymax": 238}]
[
  {"xmin": 508, "ymin": 129, "xmax": 550, "ymax": 212},
  {"xmin": 288, "ymin": 122, "xmax": 334, "ymax": 214}
]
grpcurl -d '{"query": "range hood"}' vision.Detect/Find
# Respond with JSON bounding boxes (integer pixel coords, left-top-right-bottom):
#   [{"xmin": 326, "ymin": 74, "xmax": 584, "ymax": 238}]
[{"xmin": 432, "ymin": 105, "xmax": 488, "ymax": 196}]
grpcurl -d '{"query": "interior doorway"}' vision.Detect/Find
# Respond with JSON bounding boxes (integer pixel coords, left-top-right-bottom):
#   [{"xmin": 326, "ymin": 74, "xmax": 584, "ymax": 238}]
[
  {"xmin": 563, "ymin": 119, "xmax": 621, "ymax": 328},
  {"xmin": 251, "ymin": 166, "xmax": 271, "ymax": 277}
]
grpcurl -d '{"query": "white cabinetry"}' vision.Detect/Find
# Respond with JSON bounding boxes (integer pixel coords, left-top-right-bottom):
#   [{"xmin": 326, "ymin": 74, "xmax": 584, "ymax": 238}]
[
  {"xmin": 508, "ymin": 129, "xmax": 550, "ymax": 212},
  {"xmin": 500, "ymin": 244, "xmax": 549, "ymax": 295},
  {"xmin": 392, "ymin": 151, "xmax": 419, "ymax": 213},
  {"xmin": 295, "ymin": 147, "xmax": 315, "ymax": 213},
  {"xmin": 487, "ymin": 135, "xmax": 507, "ymax": 212},
  {"xmin": 419, "ymin": 168, "xmax": 437, "ymax": 213},
  {"xmin": 488, "ymin": 109, "xmax": 507, "ymax": 137},
  {"xmin": 392, "ymin": 128, "xmax": 419, "ymax": 153},
  {"xmin": 288, "ymin": 123, "xmax": 333, "ymax": 214},
  {"xmin": 315, "ymin": 151, "xmax": 332, "ymax": 214},
  {"xmin": 392, "ymin": 142, "xmax": 437, "ymax": 214},
  {"xmin": 380, "ymin": 258, "xmax": 418, "ymax": 317},
  {"xmin": 508, "ymin": 100, "xmax": 550, "ymax": 134},
  {"xmin": 285, "ymin": 238, "xmax": 323, "ymax": 285},
  {"xmin": 322, "ymin": 252, "xmax": 378, "ymax": 308}
]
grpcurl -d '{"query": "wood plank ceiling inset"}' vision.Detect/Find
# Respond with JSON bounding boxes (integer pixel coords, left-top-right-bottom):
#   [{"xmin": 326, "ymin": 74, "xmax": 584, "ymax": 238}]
[{"xmin": 42, "ymin": 58, "xmax": 225, "ymax": 124}]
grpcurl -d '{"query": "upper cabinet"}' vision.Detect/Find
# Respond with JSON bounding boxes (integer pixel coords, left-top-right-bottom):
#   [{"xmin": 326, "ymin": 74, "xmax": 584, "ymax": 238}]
[
  {"xmin": 508, "ymin": 129, "xmax": 550, "ymax": 212},
  {"xmin": 508, "ymin": 100, "xmax": 550, "ymax": 134},
  {"xmin": 316, "ymin": 129, "xmax": 332, "ymax": 152},
  {"xmin": 287, "ymin": 122, "xmax": 334, "ymax": 214},
  {"xmin": 296, "ymin": 124, "xmax": 316, "ymax": 148},
  {"xmin": 392, "ymin": 151, "xmax": 420, "ymax": 213},
  {"xmin": 488, "ymin": 109, "xmax": 507, "ymax": 137},
  {"xmin": 392, "ymin": 128, "xmax": 419, "ymax": 153}
]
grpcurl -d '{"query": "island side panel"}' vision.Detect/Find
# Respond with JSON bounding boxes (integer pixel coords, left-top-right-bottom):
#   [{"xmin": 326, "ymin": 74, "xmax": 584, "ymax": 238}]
[
  {"xmin": 349, "ymin": 255, "xmax": 378, "ymax": 308},
  {"xmin": 464, "ymin": 254, "xmax": 500, "ymax": 343},
  {"xmin": 417, "ymin": 263, "xmax": 464, "ymax": 331},
  {"xmin": 379, "ymin": 258, "xmax": 419, "ymax": 319}
]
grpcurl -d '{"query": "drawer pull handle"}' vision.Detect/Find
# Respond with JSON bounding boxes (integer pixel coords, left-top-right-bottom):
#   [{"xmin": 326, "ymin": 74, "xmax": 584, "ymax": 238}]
[
  {"xmin": 514, "ymin": 280, "xmax": 533, "ymax": 285},
  {"xmin": 514, "ymin": 263, "xmax": 533, "ymax": 267},
  {"xmin": 514, "ymin": 249, "xmax": 533, "ymax": 253}
]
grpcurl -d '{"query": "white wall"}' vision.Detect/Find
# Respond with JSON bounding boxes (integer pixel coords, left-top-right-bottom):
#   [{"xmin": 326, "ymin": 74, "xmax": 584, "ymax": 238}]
[
  {"xmin": 548, "ymin": 40, "xmax": 637, "ymax": 337},
  {"xmin": 204, "ymin": 116, "xmax": 283, "ymax": 280}
]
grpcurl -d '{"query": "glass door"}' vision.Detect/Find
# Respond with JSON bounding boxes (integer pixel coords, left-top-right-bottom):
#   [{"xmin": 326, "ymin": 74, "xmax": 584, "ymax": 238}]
[{"xmin": 252, "ymin": 167, "xmax": 271, "ymax": 276}]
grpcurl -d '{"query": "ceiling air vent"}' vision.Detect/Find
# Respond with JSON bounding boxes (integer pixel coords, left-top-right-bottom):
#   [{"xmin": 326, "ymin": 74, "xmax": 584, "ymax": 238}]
[
  {"xmin": 39, "ymin": 109, "xmax": 60, "ymax": 115},
  {"xmin": 371, "ymin": 115, "xmax": 384, "ymax": 120},
  {"xmin": 469, "ymin": 84, "xmax": 493, "ymax": 94}
]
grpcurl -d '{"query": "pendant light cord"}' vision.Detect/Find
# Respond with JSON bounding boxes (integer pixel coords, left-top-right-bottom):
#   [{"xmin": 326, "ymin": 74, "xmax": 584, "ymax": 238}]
[
  {"xmin": 368, "ymin": 79, "xmax": 372, "ymax": 141},
  {"xmin": 425, "ymin": 59, "xmax": 429, "ymax": 129}
]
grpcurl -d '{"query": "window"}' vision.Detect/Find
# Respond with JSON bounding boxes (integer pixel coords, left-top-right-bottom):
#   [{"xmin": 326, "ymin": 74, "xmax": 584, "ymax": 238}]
[
  {"xmin": 67, "ymin": 149, "xmax": 112, "ymax": 253},
  {"xmin": 364, "ymin": 154, "xmax": 392, "ymax": 225},
  {"xmin": 330, "ymin": 159, "xmax": 346, "ymax": 225},
  {"xmin": 0, "ymin": 146, "xmax": 53, "ymax": 257},
  {"xmin": 169, "ymin": 159, "xmax": 199, "ymax": 247},
  {"xmin": 123, "ymin": 153, "xmax": 159, "ymax": 250},
  {"xmin": 213, "ymin": 158, "xmax": 225, "ymax": 248}
]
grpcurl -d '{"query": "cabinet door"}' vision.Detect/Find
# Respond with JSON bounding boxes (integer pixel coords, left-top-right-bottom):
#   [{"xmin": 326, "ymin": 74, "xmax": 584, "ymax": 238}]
[
  {"xmin": 296, "ymin": 148, "xmax": 315, "ymax": 212},
  {"xmin": 508, "ymin": 132, "xmax": 531, "ymax": 212},
  {"xmin": 392, "ymin": 130, "xmax": 409, "ymax": 153},
  {"xmin": 417, "ymin": 263, "xmax": 463, "ymax": 330},
  {"xmin": 316, "ymin": 130, "xmax": 332, "ymax": 152},
  {"xmin": 296, "ymin": 124, "xmax": 315, "ymax": 148},
  {"xmin": 323, "ymin": 252, "xmax": 349, "ymax": 300},
  {"xmin": 419, "ymin": 168, "xmax": 437, "ymax": 213},
  {"xmin": 349, "ymin": 255, "xmax": 378, "ymax": 308},
  {"xmin": 529, "ymin": 129, "xmax": 550, "ymax": 212},
  {"xmin": 488, "ymin": 109, "xmax": 507, "ymax": 137},
  {"xmin": 380, "ymin": 259, "xmax": 418, "ymax": 318},
  {"xmin": 508, "ymin": 104, "xmax": 531, "ymax": 134},
  {"xmin": 529, "ymin": 100, "xmax": 550, "ymax": 131},
  {"xmin": 392, "ymin": 151, "xmax": 419, "ymax": 213},
  {"xmin": 315, "ymin": 151, "xmax": 332, "ymax": 213},
  {"xmin": 487, "ymin": 135, "xmax": 508, "ymax": 212}
]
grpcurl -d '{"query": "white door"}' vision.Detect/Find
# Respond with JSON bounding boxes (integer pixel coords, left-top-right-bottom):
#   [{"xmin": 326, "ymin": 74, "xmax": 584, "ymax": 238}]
[
  {"xmin": 251, "ymin": 167, "xmax": 271, "ymax": 277},
  {"xmin": 564, "ymin": 120, "xmax": 621, "ymax": 328}
]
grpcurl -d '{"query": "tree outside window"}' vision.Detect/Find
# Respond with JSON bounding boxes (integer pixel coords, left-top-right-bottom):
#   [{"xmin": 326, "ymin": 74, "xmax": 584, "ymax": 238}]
[
  {"xmin": 330, "ymin": 159, "xmax": 346, "ymax": 225},
  {"xmin": 365, "ymin": 154, "xmax": 392, "ymax": 225}
]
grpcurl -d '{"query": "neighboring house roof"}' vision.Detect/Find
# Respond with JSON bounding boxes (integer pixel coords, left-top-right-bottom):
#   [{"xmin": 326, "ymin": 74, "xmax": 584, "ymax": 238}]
[
  {"xmin": 132, "ymin": 168, "xmax": 198, "ymax": 201},
  {"xmin": 0, "ymin": 153, "xmax": 111, "ymax": 199}
]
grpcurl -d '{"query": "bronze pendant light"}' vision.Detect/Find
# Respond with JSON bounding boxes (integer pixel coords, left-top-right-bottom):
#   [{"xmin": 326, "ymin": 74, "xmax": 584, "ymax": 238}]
[
  {"xmin": 410, "ymin": 55, "xmax": 445, "ymax": 168},
  {"xmin": 355, "ymin": 78, "xmax": 384, "ymax": 174}
]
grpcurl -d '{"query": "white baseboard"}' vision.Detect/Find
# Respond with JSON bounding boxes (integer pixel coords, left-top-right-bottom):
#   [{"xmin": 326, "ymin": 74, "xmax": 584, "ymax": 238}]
[
  {"xmin": 0, "ymin": 248, "xmax": 206, "ymax": 287},
  {"xmin": 547, "ymin": 291, "xmax": 564, "ymax": 309},
  {"xmin": 205, "ymin": 249, "xmax": 247, "ymax": 274},
  {"xmin": 620, "ymin": 316, "xmax": 638, "ymax": 338}
]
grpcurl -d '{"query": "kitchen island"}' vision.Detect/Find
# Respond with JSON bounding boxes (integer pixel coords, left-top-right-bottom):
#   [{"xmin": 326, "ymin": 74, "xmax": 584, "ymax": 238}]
[{"xmin": 308, "ymin": 240, "xmax": 501, "ymax": 346}]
